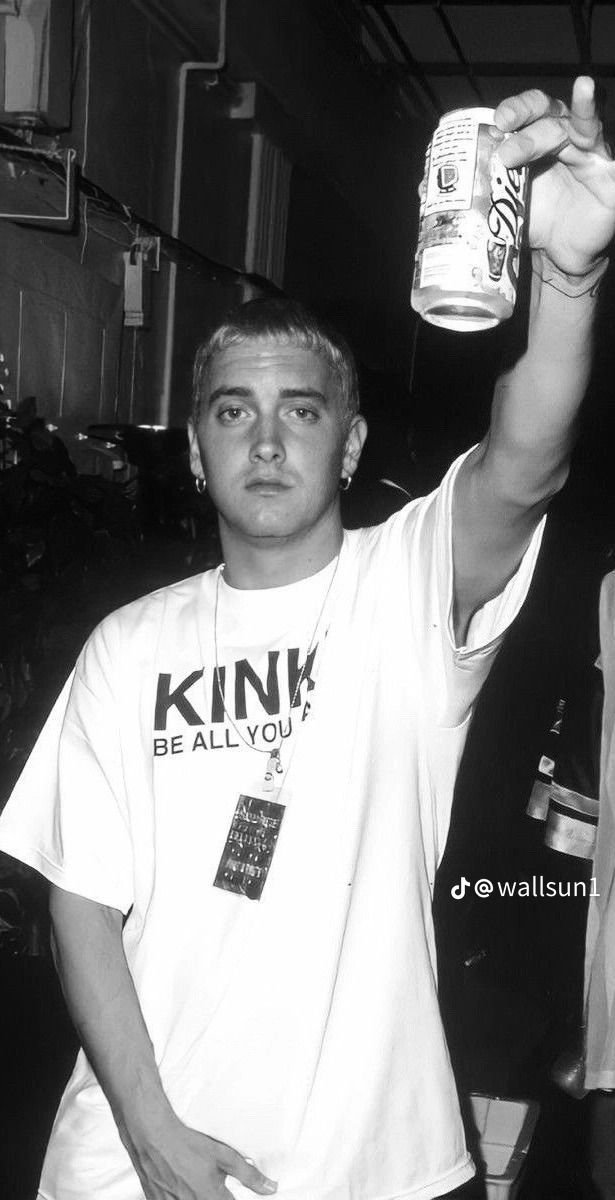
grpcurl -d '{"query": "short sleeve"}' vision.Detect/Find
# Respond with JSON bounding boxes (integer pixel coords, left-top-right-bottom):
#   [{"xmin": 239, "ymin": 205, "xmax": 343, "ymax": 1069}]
[
  {"xmin": 0, "ymin": 622, "xmax": 134, "ymax": 914},
  {"xmin": 398, "ymin": 446, "xmax": 547, "ymax": 868},
  {"xmin": 404, "ymin": 446, "xmax": 546, "ymax": 729}
]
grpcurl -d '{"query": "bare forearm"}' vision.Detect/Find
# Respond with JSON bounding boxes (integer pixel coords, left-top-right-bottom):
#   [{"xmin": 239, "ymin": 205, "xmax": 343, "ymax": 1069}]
[
  {"xmin": 483, "ymin": 251, "xmax": 606, "ymax": 505},
  {"xmin": 451, "ymin": 252, "xmax": 606, "ymax": 638},
  {"xmin": 49, "ymin": 886, "xmax": 277, "ymax": 1198},
  {"xmin": 49, "ymin": 886, "xmax": 173, "ymax": 1147}
]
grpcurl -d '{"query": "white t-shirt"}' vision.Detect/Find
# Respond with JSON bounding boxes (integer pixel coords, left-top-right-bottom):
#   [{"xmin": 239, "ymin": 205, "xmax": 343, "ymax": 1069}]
[{"xmin": 0, "ymin": 451, "xmax": 544, "ymax": 1200}]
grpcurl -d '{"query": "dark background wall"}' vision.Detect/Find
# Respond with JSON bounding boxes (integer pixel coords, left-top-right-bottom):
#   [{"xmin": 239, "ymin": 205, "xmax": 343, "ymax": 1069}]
[
  {"xmin": 0, "ymin": 0, "xmax": 430, "ymax": 450},
  {"xmin": 2, "ymin": 0, "xmax": 614, "ymax": 502}
]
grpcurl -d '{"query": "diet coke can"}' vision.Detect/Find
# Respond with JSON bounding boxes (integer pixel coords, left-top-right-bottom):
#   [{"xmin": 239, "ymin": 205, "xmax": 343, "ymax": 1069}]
[{"xmin": 411, "ymin": 107, "xmax": 529, "ymax": 331}]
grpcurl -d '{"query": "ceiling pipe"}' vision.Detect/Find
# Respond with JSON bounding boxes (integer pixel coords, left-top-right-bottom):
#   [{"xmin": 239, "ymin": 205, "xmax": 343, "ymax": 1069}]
[
  {"xmin": 433, "ymin": 0, "xmax": 485, "ymax": 104},
  {"xmin": 159, "ymin": 1, "xmax": 228, "ymax": 426},
  {"xmin": 396, "ymin": 61, "xmax": 615, "ymax": 77},
  {"xmin": 359, "ymin": 0, "xmax": 443, "ymax": 115},
  {"xmin": 381, "ymin": 0, "xmax": 605, "ymax": 6}
]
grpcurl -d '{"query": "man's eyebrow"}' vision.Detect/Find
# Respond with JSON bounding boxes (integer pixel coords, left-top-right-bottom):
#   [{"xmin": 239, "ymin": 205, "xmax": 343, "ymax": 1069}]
[
  {"xmin": 207, "ymin": 385, "xmax": 329, "ymax": 406},
  {"xmin": 279, "ymin": 388, "xmax": 328, "ymax": 404},
  {"xmin": 208, "ymin": 385, "xmax": 253, "ymax": 405}
]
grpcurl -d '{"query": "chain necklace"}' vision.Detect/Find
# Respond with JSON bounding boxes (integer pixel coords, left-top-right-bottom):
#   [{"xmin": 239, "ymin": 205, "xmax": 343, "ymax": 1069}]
[{"xmin": 213, "ymin": 549, "xmax": 342, "ymax": 791}]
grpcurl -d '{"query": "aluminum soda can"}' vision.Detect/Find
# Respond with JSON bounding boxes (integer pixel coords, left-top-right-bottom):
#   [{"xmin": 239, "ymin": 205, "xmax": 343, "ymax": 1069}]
[{"xmin": 411, "ymin": 107, "xmax": 529, "ymax": 331}]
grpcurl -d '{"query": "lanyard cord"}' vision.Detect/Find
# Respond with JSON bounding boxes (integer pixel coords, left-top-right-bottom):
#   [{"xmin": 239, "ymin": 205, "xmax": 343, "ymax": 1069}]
[{"xmin": 213, "ymin": 551, "xmax": 342, "ymax": 789}]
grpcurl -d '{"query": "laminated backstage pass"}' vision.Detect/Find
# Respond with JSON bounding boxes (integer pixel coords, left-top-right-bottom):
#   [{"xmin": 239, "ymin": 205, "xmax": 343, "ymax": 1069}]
[{"xmin": 213, "ymin": 793, "xmax": 286, "ymax": 901}]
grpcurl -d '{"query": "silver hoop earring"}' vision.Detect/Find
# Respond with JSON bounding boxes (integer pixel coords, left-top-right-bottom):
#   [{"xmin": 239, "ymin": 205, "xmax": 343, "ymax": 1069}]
[
  {"xmin": 340, "ymin": 475, "xmax": 351, "ymax": 492},
  {"xmin": 195, "ymin": 478, "xmax": 207, "ymax": 495}
]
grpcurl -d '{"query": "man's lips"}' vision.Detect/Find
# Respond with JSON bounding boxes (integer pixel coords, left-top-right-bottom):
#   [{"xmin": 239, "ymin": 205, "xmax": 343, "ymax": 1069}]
[{"xmin": 245, "ymin": 477, "xmax": 291, "ymax": 491}]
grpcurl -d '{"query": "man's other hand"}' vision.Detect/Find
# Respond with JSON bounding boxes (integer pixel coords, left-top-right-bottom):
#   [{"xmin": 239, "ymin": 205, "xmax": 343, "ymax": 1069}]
[{"xmin": 126, "ymin": 1113, "xmax": 278, "ymax": 1199}]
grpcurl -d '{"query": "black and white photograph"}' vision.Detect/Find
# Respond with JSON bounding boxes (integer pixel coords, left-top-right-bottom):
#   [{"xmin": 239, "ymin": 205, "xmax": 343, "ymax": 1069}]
[{"xmin": 2, "ymin": 3, "xmax": 615, "ymax": 1199}]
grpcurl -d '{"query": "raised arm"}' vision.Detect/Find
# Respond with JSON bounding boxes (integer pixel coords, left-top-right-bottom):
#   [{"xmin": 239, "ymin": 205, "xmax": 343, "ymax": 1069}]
[
  {"xmin": 49, "ymin": 885, "xmax": 277, "ymax": 1200},
  {"xmin": 453, "ymin": 77, "xmax": 615, "ymax": 641}
]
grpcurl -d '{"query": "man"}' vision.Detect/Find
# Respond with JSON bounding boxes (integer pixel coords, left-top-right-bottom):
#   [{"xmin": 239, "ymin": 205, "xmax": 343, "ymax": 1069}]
[{"xmin": 0, "ymin": 79, "xmax": 614, "ymax": 1200}]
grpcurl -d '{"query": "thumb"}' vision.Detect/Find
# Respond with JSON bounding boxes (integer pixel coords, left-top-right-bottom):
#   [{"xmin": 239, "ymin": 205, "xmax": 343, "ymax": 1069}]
[
  {"xmin": 221, "ymin": 1147, "xmax": 278, "ymax": 1195},
  {"xmin": 569, "ymin": 76, "xmax": 603, "ymax": 148}
]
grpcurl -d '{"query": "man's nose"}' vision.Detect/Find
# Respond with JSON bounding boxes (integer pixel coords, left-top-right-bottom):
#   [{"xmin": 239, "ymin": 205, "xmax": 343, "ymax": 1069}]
[{"xmin": 250, "ymin": 415, "xmax": 285, "ymax": 462}]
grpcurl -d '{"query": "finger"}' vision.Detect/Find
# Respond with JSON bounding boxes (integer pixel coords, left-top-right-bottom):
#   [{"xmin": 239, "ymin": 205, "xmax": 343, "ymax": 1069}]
[
  {"xmin": 497, "ymin": 114, "xmax": 611, "ymax": 172},
  {"xmin": 496, "ymin": 116, "xmax": 572, "ymax": 168},
  {"xmin": 219, "ymin": 1147, "xmax": 277, "ymax": 1195},
  {"xmin": 494, "ymin": 88, "xmax": 567, "ymax": 134},
  {"xmin": 495, "ymin": 79, "xmax": 607, "ymax": 163},
  {"xmin": 569, "ymin": 76, "xmax": 606, "ymax": 151},
  {"xmin": 570, "ymin": 75, "xmax": 599, "ymax": 131}
]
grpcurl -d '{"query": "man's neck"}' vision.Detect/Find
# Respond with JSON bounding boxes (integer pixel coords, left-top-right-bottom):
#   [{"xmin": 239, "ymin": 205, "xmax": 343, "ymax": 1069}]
[{"xmin": 219, "ymin": 521, "xmax": 344, "ymax": 589}]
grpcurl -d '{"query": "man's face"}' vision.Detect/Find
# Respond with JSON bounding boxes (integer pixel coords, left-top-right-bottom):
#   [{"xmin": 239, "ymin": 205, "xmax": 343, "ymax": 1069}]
[{"xmin": 188, "ymin": 338, "xmax": 365, "ymax": 546}]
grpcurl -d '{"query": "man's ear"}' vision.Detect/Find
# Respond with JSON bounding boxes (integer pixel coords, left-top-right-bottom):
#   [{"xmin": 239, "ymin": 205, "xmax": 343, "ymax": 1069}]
[
  {"xmin": 342, "ymin": 415, "xmax": 368, "ymax": 482},
  {"xmin": 187, "ymin": 418, "xmax": 204, "ymax": 480}
]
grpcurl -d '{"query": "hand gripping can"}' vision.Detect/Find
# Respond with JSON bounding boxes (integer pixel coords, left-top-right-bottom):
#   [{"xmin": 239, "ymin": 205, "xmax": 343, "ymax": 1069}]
[{"xmin": 411, "ymin": 107, "xmax": 529, "ymax": 331}]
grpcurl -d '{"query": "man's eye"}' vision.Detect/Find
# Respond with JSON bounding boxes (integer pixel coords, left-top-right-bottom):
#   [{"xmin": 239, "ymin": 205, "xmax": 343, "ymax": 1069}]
[
  {"xmin": 291, "ymin": 407, "xmax": 318, "ymax": 422},
  {"xmin": 218, "ymin": 406, "xmax": 246, "ymax": 423}
]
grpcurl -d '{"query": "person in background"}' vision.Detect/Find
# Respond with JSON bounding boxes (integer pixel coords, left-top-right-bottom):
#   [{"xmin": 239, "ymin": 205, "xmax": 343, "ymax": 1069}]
[
  {"xmin": 0, "ymin": 78, "xmax": 614, "ymax": 1200},
  {"xmin": 585, "ymin": 568, "xmax": 615, "ymax": 1199},
  {"xmin": 525, "ymin": 558, "xmax": 615, "ymax": 1200}
]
